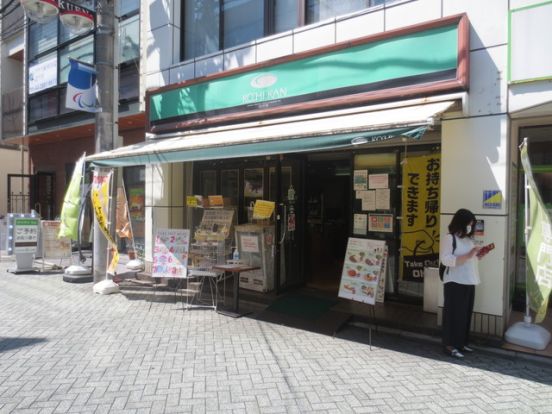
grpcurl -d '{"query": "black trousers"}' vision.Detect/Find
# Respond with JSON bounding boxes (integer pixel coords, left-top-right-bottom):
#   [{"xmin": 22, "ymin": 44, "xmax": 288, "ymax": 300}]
[{"xmin": 442, "ymin": 282, "xmax": 475, "ymax": 349}]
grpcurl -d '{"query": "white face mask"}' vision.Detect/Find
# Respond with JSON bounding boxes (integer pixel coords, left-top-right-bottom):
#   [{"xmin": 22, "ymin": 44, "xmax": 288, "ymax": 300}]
[{"xmin": 466, "ymin": 225, "xmax": 472, "ymax": 234}]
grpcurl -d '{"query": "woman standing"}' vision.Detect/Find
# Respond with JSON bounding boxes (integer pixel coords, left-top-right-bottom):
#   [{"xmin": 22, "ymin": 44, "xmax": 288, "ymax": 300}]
[{"xmin": 440, "ymin": 208, "xmax": 481, "ymax": 358}]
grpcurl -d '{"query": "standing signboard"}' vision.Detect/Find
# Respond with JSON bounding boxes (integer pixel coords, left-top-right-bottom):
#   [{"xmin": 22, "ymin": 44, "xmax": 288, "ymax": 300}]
[
  {"xmin": 338, "ymin": 238, "xmax": 387, "ymax": 305},
  {"xmin": 152, "ymin": 228, "xmax": 190, "ymax": 278},
  {"xmin": 7, "ymin": 215, "xmax": 40, "ymax": 273},
  {"xmin": 41, "ymin": 221, "xmax": 72, "ymax": 260}
]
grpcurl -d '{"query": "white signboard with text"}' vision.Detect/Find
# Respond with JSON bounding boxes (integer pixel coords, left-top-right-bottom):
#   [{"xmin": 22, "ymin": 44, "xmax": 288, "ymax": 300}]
[{"xmin": 29, "ymin": 57, "xmax": 58, "ymax": 94}]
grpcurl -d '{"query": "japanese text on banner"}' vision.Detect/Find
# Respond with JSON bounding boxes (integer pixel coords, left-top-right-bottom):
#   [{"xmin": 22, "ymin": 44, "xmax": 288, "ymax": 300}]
[{"xmin": 400, "ymin": 154, "xmax": 441, "ymax": 281}]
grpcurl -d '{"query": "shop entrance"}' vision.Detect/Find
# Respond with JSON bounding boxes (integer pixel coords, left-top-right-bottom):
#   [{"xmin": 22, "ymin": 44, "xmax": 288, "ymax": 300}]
[{"xmin": 305, "ymin": 154, "xmax": 351, "ymax": 293}]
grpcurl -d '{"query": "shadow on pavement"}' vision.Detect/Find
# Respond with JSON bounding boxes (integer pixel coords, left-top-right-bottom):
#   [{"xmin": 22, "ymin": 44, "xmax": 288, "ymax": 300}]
[
  {"xmin": 336, "ymin": 326, "xmax": 552, "ymax": 386},
  {"xmin": 0, "ymin": 336, "xmax": 47, "ymax": 353}
]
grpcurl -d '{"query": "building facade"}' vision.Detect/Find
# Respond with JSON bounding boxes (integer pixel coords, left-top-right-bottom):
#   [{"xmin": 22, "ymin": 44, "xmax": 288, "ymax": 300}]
[{"xmin": 6, "ymin": 0, "xmax": 552, "ymax": 339}]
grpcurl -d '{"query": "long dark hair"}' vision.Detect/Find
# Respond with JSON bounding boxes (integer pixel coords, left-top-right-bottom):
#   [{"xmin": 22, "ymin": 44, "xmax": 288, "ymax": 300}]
[{"xmin": 448, "ymin": 208, "xmax": 476, "ymax": 238}]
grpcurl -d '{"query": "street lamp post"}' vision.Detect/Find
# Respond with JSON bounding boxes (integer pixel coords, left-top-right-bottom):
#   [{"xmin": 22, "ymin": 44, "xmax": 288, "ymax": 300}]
[{"xmin": 20, "ymin": 0, "xmax": 118, "ymax": 283}]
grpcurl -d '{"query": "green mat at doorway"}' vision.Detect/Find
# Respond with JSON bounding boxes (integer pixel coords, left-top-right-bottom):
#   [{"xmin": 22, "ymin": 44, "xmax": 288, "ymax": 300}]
[{"xmin": 264, "ymin": 294, "xmax": 338, "ymax": 320}]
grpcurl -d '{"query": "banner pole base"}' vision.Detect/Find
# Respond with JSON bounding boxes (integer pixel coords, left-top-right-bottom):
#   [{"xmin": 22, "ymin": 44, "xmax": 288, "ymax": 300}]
[{"xmin": 505, "ymin": 321, "xmax": 551, "ymax": 351}]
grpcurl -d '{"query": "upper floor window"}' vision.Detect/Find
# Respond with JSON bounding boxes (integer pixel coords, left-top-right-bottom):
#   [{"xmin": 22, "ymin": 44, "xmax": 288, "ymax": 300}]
[
  {"xmin": 306, "ymin": 0, "xmax": 384, "ymax": 23},
  {"xmin": 181, "ymin": 0, "xmax": 396, "ymax": 61}
]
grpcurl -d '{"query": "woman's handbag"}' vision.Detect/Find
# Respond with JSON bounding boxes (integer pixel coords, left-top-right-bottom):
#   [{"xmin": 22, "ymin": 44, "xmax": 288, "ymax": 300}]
[{"xmin": 439, "ymin": 234, "xmax": 456, "ymax": 280}]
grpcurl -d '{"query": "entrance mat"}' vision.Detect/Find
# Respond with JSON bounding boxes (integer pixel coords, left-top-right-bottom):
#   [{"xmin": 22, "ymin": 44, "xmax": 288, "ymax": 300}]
[{"xmin": 256, "ymin": 294, "xmax": 351, "ymax": 336}]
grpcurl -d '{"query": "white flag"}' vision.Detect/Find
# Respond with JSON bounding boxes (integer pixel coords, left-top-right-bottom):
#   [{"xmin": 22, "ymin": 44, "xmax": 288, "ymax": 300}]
[{"xmin": 65, "ymin": 59, "xmax": 99, "ymax": 113}]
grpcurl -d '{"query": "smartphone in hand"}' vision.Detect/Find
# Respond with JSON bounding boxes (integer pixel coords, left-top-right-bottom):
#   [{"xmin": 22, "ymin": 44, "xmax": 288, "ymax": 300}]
[{"xmin": 477, "ymin": 243, "xmax": 495, "ymax": 258}]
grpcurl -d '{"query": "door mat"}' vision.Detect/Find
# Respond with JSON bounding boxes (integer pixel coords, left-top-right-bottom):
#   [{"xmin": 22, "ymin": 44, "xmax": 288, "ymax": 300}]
[{"xmin": 256, "ymin": 294, "xmax": 351, "ymax": 336}]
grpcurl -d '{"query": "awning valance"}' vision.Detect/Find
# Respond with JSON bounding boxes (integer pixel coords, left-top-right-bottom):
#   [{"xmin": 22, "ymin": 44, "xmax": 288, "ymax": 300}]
[{"xmin": 86, "ymin": 100, "xmax": 455, "ymax": 167}]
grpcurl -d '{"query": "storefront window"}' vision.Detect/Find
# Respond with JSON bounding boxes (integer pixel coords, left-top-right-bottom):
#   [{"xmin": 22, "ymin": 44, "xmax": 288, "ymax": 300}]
[
  {"xmin": 28, "ymin": 19, "xmax": 57, "ymax": 60},
  {"xmin": 28, "ymin": 89, "xmax": 59, "ymax": 121},
  {"xmin": 513, "ymin": 126, "xmax": 552, "ymax": 309},
  {"xmin": 183, "ymin": 0, "xmax": 220, "ymax": 61},
  {"xmin": 306, "ymin": 0, "xmax": 379, "ymax": 23},
  {"xmin": 124, "ymin": 166, "xmax": 146, "ymax": 258},
  {"xmin": 221, "ymin": 169, "xmax": 239, "ymax": 208},
  {"xmin": 119, "ymin": 0, "xmax": 139, "ymax": 16},
  {"xmin": 200, "ymin": 170, "xmax": 218, "ymax": 197},
  {"xmin": 119, "ymin": 14, "xmax": 140, "ymax": 63},
  {"xmin": 223, "ymin": 0, "xmax": 264, "ymax": 49},
  {"xmin": 275, "ymin": 0, "xmax": 298, "ymax": 33}
]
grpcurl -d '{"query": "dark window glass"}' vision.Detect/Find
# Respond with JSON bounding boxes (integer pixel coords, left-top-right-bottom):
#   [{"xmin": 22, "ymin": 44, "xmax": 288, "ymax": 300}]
[
  {"xmin": 119, "ymin": 0, "xmax": 139, "ymax": 16},
  {"xmin": 28, "ymin": 19, "xmax": 57, "ymax": 59},
  {"xmin": 223, "ymin": 0, "xmax": 264, "ymax": 49},
  {"xmin": 120, "ymin": 14, "xmax": 140, "ymax": 63},
  {"xmin": 119, "ymin": 63, "xmax": 139, "ymax": 101},
  {"xmin": 307, "ymin": 0, "xmax": 371, "ymax": 23},
  {"xmin": 274, "ymin": 0, "xmax": 297, "ymax": 33},
  {"xmin": 184, "ymin": 0, "xmax": 220, "ymax": 60},
  {"xmin": 28, "ymin": 90, "xmax": 58, "ymax": 122}
]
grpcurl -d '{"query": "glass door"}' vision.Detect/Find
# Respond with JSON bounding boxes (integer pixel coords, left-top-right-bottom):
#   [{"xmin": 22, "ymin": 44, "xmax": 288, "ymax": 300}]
[{"xmin": 269, "ymin": 157, "xmax": 305, "ymax": 291}]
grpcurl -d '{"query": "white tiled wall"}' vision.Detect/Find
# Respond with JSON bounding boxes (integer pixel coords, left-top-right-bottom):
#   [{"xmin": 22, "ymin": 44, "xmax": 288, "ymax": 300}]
[
  {"xmin": 256, "ymin": 35, "xmax": 294, "ymax": 63},
  {"xmin": 385, "ymin": 0, "xmax": 442, "ymax": 31},
  {"xmin": 336, "ymin": 10, "xmax": 384, "ymax": 43},
  {"xmin": 466, "ymin": 45, "xmax": 507, "ymax": 117},
  {"xmin": 443, "ymin": 0, "xmax": 508, "ymax": 50},
  {"xmin": 293, "ymin": 22, "xmax": 335, "ymax": 53}
]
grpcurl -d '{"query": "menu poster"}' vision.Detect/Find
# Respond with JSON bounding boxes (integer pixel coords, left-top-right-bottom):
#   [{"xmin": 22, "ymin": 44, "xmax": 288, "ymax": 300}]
[
  {"xmin": 153, "ymin": 228, "xmax": 190, "ymax": 278},
  {"xmin": 240, "ymin": 234, "xmax": 260, "ymax": 253},
  {"xmin": 369, "ymin": 173, "xmax": 389, "ymax": 189},
  {"xmin": 338, "ymin": 238, "xmax": 387, "ymax": 305},
  {"xmin": 208, "ymin": 195, "xmax": 224, "ymax": 208},
  {"xmin": 41, "ymin": 221, "xmax": 71, "ymax": 259},
  {"xmin": 353, "ymin": 214, "xmax": 367, "ymax": 235},
  {"xmin": 375, "ymin": 188, "xmax": 390, "ymax": 210},
  {"xmin": 376, "ymin": 246, "xmax": 388, "ymax": 303},
  {"xmin": 360, "ymin": 190, "xmax": 376, "ymax": 211},
  {"xmin": 368, "ymin": 214, "xmax": 393, "ymax": 233},
  {"xmin": 354, "ymin": 170, "xmax": 368, "ymax": 191}
]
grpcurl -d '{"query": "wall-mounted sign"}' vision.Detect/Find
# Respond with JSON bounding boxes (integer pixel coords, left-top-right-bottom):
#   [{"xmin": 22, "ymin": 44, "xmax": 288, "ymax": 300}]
[
  {"xmin": 29, "ymin": 57, "xmax": 58, "ymax": 94},
  {"xmin": 149, "ymin": 16, "xmax": 466, "ymax": 129},
  {"xmin": 483, "ymin": 190, "xmax": 502, "ymax": 209}
]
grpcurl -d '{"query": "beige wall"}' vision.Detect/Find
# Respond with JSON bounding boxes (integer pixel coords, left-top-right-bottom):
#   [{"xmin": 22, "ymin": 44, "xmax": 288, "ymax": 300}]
[{"xmin": 0, "ymin": 146, "xmax": 29, "ymax": 216}]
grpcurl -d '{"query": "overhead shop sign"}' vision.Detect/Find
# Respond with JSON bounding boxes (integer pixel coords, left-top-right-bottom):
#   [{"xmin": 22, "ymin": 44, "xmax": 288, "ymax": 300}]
[{"xmin": 148, "ymin": 14, "xmax": 468, "ymax": 132}]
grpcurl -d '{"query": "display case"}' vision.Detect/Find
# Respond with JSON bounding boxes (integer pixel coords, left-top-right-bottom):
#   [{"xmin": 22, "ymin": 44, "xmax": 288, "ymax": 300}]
[
  {"xmin": 188, "ymin": 208, "xmax": 235, "ymax": 270},
  {"xmin": 235, "ymin": 223, "xmax": 275, "ymax": 292}
]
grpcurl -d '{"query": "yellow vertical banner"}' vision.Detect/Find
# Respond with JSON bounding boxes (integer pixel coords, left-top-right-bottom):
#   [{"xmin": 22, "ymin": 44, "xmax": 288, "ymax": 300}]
[
  {"xmin": 91, "ymin": 170, "xmax": 119, "ymax": 275},
  {"xmin": 400, "ymin": 154, "xmax": 441, "ymax": 281}
]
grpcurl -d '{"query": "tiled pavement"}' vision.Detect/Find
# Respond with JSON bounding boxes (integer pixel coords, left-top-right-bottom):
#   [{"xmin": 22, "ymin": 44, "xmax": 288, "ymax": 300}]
[{"xmin": 1, "ymin": 261, "xmax": 552, "ymax": 413}]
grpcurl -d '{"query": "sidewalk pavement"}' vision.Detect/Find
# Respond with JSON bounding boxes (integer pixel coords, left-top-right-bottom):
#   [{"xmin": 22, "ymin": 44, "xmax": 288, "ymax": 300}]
[{"xmin": 1, "ymin": 260, "xmax": 552, "ymax": 413}]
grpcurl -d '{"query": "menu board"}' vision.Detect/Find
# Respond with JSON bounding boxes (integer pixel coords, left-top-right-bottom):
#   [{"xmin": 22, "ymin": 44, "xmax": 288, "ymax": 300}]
[
  {"xmin": 152, "ymin": 228, "xmax": 190, "ymax": 278},
  {"xmin": 41, "ymin": 221, "xmax": 71, "ymax": 259},
  {"xmin": 338, "ymin": 238, "xmax": 387, "ymax": 305},
  {"xmin": 14, "ymin": 218, "xmax": 40, "ymax": 254}
]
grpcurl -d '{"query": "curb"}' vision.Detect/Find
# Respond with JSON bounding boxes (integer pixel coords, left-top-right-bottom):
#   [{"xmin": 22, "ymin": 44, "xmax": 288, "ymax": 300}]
[{"xmin": 350, "ymin": 320, "xmax": 552, "ymax": 366}]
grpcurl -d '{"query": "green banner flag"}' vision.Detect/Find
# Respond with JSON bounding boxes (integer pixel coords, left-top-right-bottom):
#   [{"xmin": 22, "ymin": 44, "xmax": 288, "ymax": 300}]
[
  {"xmin": 58, "ymin": 154, "xmax": 85, "ymax": 240},
  {"xmin": 520, "ymin": 142, "xmax": 552, "ymax": 323}
]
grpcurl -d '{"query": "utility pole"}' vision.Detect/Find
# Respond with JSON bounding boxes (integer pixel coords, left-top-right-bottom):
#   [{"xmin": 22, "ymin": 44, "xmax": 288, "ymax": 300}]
[{"xmin": 93, "ymin": 0, "xmax": 118, "ymax": 283}]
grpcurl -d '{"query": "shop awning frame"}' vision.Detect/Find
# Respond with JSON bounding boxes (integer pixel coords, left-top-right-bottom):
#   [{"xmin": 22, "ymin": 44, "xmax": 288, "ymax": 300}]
[{"xmin": 86, "ymin": 100, "xmax": 456, "ymax": 167}]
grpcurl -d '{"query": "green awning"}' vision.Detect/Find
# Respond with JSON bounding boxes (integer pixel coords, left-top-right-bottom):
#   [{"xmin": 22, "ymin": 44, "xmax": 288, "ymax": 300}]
[
  {"xmin": 86, "ymin": 100, "xmax": 455, "ymax": 167},
  {"xmin": 88, "ymin": 126, "xmax": 426, "ymax": 167}
]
